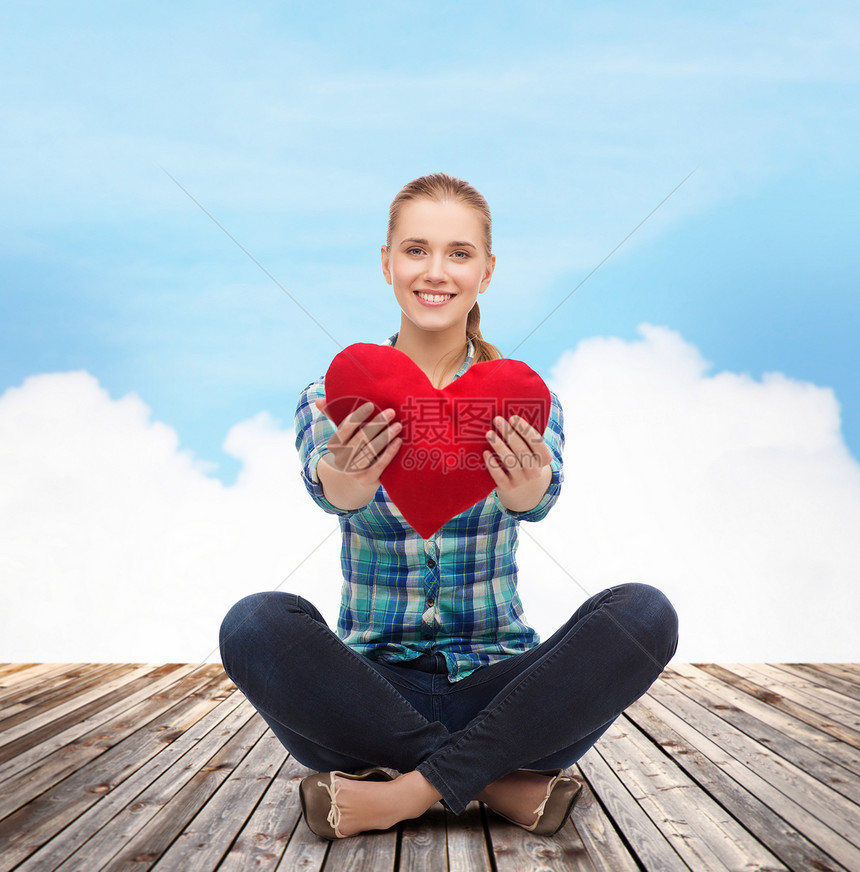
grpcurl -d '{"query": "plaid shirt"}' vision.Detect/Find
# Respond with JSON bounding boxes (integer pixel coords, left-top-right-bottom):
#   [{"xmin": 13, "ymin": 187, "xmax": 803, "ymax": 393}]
[{"xmin": 294, "ymin": 334, "xmax": 565, "ymax": 681}]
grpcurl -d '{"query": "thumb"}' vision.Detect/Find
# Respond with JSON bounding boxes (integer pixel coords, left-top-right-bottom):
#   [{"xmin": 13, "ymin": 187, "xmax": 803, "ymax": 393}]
[{"xmin": 315, "ymin": 397, "xmax": 332, "ymax": 420}]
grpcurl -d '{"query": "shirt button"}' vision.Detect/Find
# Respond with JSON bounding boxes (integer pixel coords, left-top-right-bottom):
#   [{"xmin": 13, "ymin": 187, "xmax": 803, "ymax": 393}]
[
  {"xmin": 426, "ymin": 558, "xmax": 436, "ymax": 568},
  {"xmin": 427, "ymin": 598, "xmax": 435, "ymax": 606}
]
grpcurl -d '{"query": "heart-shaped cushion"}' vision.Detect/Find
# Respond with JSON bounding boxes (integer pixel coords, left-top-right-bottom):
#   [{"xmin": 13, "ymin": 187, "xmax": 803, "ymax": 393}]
[{"xmin": 323, "ymin": 343, "xmax": 551, "ymax": 538}]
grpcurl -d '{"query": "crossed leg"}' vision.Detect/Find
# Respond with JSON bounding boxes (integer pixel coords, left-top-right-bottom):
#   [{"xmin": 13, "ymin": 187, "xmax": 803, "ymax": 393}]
[{"xmin": 219, "ymin": 583, "xmax": 678, "ymax": 832}]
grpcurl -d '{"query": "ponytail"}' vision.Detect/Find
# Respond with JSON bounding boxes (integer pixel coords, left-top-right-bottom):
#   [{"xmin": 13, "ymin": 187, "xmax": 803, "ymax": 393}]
[
  {"xmin": 466, "ymin": 301, "xmax": 501, "ymax": 363},
  {"xmin": 431, "ymin": 301, "xmax": 501, "ymax": 385}
]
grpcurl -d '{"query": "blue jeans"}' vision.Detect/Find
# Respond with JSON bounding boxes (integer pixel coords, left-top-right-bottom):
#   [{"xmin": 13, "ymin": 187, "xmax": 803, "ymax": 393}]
[{"xmin": 219, "ymin": 582, "xmax": 678, "ymax": 815}]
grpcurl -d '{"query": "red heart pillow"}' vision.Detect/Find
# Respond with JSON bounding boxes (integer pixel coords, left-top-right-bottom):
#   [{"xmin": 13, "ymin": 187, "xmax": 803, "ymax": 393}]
[{"xmin": 324, "ymin": 343, "xmax": 551, "ymax": 538}]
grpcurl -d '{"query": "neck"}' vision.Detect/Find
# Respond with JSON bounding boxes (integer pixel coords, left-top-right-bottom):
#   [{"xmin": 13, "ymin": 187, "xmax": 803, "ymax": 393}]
[{"xmin": 394, "ymin": 319, "xmax": 468, "ymax": 389}]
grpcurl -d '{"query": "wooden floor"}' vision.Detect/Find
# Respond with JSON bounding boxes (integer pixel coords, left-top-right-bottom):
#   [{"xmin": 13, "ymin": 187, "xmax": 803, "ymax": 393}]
[{"xmin": 1, "ymin": 663, "xmax": 859, "ymax": 872}]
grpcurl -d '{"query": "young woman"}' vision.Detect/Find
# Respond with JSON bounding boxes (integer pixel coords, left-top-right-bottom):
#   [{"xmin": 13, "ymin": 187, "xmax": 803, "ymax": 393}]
[{"xmin": 220, "ymin": 173, "xmax": 678, "ymax": 839}]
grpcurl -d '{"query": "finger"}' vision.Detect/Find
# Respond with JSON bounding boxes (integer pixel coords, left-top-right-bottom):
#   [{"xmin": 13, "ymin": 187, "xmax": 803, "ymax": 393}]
[
  {"xmin": 486, "ymin": 428, "xmax": 541, "ymax": 483},
  {"xmin": 483, "ymin": 449, "xmax": 511, "ymax": 483},
  {"xmin": 361, "ymin": 418, "xmax": 402, "ymax": 461},
  {"xmin": 373, "ymin": 434, "xmax": 403, "ymax": 473},
  {"xmin": 486, "ymin": 425, "xmax": 525, "ymax": 472},
  {"xmin": 347, "ymin": 429, "xmax": 402, "ymax": 476},
  {"xmin": 507, "ymin": 415, "xmax": 553, "ymax": 467},
  {"xmin": 342, "ymin": 415, "xmax": 402, "ymax": 472},
  {"xmin": 494, "ymin": 417, "xmax": 534, "ymax": 458},
  {"xmin": 338, "ymin": 401, "xmax": 380, "ymax": 444},
  {"xmin": 315, "ymin": 397, "xmax": 333, "ymax": 420},
  {"xmin": 345, "ymin": 401, "xmax": 376, "ymax": 425},
  {"xmin": 485, "ymin": 427, "xmax": 513, "ymax": 464},
  {"xmin": 352, "ymin": 407, "xmax": 397, "ymax": 450},
  {"xmin": 508, "ymin": 415, "xmax": 544, "ymax": 447},
  {"xmin": 343, "ymin": 439, "xmax": 379, "ymax": 473},
  {"xmin": 493, "ymin": 415, "xmax": 539, "ymax": 452}
]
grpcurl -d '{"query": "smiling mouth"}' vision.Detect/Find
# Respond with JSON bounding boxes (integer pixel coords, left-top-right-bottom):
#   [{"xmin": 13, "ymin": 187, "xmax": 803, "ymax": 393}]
[{"xmin": 415, "ymin": 291, "xmax": 455, "ymax": 304}]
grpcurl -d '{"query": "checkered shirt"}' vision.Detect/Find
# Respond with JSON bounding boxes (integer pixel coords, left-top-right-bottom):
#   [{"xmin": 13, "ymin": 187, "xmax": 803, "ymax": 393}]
[{"xmin": 294, "ymin": 334, "xmax": 565, "ymax": 681}]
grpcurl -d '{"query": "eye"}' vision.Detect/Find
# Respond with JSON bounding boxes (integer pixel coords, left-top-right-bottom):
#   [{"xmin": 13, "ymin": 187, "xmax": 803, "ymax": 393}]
[
  {"xmin": 451, "ymin": 250, "xmax": 470, "ymax": 260},
  {"xmin": 406, "ymin": 247, "xmax": 425, "ymax": 256}
]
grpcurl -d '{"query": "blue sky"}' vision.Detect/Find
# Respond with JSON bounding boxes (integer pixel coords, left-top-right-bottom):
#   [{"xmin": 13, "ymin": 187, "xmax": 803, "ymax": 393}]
[
  {"xmin": 2, "ymin": 2, "xmax": 860, "ymax": 661},
  {"xmin": 2, "ymin": 0, "xmax": 858, "ymax": 480}
]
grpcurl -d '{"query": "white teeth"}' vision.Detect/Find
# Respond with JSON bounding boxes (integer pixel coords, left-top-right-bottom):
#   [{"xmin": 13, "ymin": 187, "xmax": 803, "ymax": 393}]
[{"xmin": 417, "ymin": 292, "xmax": 453, "ymax": 303}]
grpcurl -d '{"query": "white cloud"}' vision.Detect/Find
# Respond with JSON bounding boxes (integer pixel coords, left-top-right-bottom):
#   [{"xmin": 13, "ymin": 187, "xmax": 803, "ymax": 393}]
[
  {"xmin": 0, "ymin": 372, "xmax": 341, "ymax": 663},
  {"xmin": 521, "ymin": 324, "xmax": 860, "ymax": 661},
  {"xmin": 3, "ymin": 326, "xmax": 859, "ymax": 662}
]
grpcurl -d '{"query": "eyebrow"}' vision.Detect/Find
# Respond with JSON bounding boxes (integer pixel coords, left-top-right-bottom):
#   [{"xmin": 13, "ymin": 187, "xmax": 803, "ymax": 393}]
[{"xmin": 401, "ymin": 237, "xmax": 478, "ymax": 249}]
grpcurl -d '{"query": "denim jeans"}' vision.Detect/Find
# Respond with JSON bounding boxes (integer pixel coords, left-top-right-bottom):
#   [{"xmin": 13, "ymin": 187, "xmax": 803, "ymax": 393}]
[{"xmin": 219, "ymin": 582, "xmax": 678, "ymax": 815}]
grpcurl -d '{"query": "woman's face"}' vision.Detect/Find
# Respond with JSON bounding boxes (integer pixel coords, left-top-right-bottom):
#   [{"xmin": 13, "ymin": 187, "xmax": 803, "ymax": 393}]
[{"xmin": 382, "ymin": 198, "xmax": 495, "ymax": 335}]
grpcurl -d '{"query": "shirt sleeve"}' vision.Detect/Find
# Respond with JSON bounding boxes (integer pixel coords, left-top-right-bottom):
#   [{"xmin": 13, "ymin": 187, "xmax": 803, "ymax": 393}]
[
  {"xmin": 294, "ymin": 376, "xmax": 363, "ymax": 517},
  {"xmin": 492, "ymin": 388, "xmax": 565, "ymax": 523}
]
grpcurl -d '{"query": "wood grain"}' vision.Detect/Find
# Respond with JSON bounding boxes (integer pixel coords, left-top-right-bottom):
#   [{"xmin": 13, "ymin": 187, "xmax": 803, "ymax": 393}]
[{"xmin": 1, "ymin": 662, "xmax": 857, "ymax": 872}]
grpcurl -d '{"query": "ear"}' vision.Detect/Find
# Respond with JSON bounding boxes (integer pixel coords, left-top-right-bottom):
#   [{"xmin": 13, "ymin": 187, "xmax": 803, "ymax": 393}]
[
  {"xmin": 381, "ymin": 244, "xmax": 393, "ymax": 285},
  {"xmin": 479, "ymin": 253, "xmax": 496, "ymax": 293}
]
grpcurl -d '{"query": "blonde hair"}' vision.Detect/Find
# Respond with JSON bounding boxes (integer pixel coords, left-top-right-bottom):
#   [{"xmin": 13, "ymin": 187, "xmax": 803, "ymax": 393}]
[{"xmin": 386, "ymin": 173, "xmax": 502, "ymax": 368}]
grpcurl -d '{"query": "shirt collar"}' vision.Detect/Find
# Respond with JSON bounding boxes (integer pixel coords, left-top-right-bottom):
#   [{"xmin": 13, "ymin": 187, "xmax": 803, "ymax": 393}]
[{"xmin": 385, "ymin": 333, "xmax": 475, "ymax": 381}]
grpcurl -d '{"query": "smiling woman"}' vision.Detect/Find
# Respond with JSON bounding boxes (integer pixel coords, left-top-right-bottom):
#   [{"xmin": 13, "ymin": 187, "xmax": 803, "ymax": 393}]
[
  {"xmin": 382, "ymin": 174, "xmax": 501, "ymax": 389},
  {"xmin": 218, "ymin": 172, "xmax": 679, "ymax": 842}
]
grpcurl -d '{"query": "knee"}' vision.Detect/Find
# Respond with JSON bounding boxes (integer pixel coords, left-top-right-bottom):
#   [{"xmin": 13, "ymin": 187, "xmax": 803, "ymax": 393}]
[
  {"xmin": 219, "ymin": 591, "xmax": 323, "ymax": 674},
  {"xmin": 615, "ymin": 582, "xmax": 679, "ymax": 664},
  {"xmin": 219, "ymin": 592, "xmax": 269, "ymax": 675},
  {"xmin": 631, "ymin": 582, "xmax": 677, "ymax": 630},
  {"xmin": 220, "ymin": 592, "xmax": 268, "ymax": 653}
]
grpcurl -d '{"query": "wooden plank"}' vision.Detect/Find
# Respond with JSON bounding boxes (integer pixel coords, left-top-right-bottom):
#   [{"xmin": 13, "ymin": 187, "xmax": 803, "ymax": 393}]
[
  {"xmin": 721, "ymin": 663, "xmax": 860, "ymax": 729},
  {"xmin": 640, "ymin": 681, "xmax": 860, "ymax": 871},
  {"xmin": 598, "ymin": 716, "xmax": 787, "ymax": 872},
  {"xmin": 14, "ymin": 689, "xmax": 247, "ymax": 872},
  {"xmin": 0, "ymin": 663, "xmax": 193, "ymax": 768},
  {"xmin": 0, "ymin": 663, "xmax": 131, "ymax": 730},
  {"xmin": 628, "ymin": 693, "xmax": 849, "ymax": 872},
  {"xmin": 0, "ymin": 662, "xmax": 73, "ymax": 685},
  {"xmin": 324, "ymin": 825, "xmax": 399, "ymax": 872},
  {"xmin": 753, "ymin": 662, "xmax": 860, "ymax": 718},
  {"xmin": 774, "ymin": 663, "xmax": 860, "ymax": 704},
  {"xmin": 0, "ymin": 663, "xmax": 132, "ymax": 719},
  {"xmin": 3, "ymin": 664, "xmax": 858, "ymax": 872},
  {"xmin": 667, "ymin": 665, "xmax": 860, "ymax": 777},
  {"xmin": 0, "ymin": 663, "xmax": 91, "ymax": 707},
  {"xmin": 150, "ymin": 728, "xmax": 289, "ymax": 870},
  {"xmin": 0, "ymin": 662, "xmax": 171, "ymax": 752},
  {"xmin": 273, "ymin": 805, "xmax": 329, "ymax": 872},
  {"xmin": 399, "ymin": 802, "xmax": 449, "ymax": 872},
  {"xmin": 648, "ymin": 677, "xmax": 860, "ymax": 849},
  {"xmin": 0, "ymin": 664, "xmax": 197, "ymax": 785},
  {"xmin": 0, "ymin": 669, "xmax": 235, "ymax": 871},
  {"xmin": 49, "ymin": 695, "xmax": 254, "ymax": 872},
  {"xmin": 487, "ymin": 809, "xmax": 596, "ymax": 872},
  {"xmin": 94, "ymin": 711, "xmax": 269, "ymax": 872},
  {"xmin": 0, "ymin": 662, "xmax": 42, "ymax": 681},
  {"xmin": 217, "ymin": 754, "xmax": 308, "ymax": 871},
  {"xmin": 0, "ymin": 666, "xmax": 222, "ymax": 819},
  {"xmin": 568, "ymin": 774, "xmax": 641, "ymax": 872},
  {"xmin": 576, "ymin": 746, "xmax": 689, "ymax": 872},
  {"xmin": 801, "ymin": 663, "xmax": 860, "ymax": 689},
  {"xmin": 695, "ymin": 664, "xmax": 860, "ymax": 750},
  {"xmin": 664, "ymin": 665, "xmax": 860, "ymax": 804},
  {"xmin": 446, "ymin": 802, "xmax": 492, "ymax": 872}
]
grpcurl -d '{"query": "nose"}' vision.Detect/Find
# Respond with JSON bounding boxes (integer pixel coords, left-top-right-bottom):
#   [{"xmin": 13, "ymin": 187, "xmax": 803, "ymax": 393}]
[{"xmin": 423, "ymin": 253, "xmax": 447, "ymax": 284}]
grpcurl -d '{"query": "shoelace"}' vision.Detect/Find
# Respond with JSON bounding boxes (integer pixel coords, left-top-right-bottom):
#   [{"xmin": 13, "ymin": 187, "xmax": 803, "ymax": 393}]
[
  {"xmin": 318, "ymin": 774, "xmax": 343, "ymax": 838},
  {"xmin": 528, "ymin": 773, "xmax": 565, "ymax": 829}
]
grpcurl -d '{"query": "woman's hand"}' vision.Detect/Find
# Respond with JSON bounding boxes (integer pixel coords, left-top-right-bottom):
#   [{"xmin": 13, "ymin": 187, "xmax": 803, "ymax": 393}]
[
  {"xmin": 315, "ymin": 398, "xmax": 402, "ymax": 488},
  {"xmin": 484, "ymin": 415, "xmax": 553, "ymax": 513}
]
